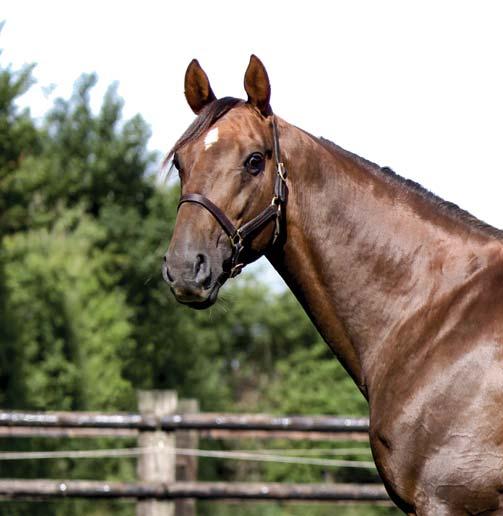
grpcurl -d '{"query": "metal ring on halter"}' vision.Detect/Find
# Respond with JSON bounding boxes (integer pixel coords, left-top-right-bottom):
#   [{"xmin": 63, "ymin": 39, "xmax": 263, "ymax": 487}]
[
  {"xmin": 277, "ymin": 162, "xmax": 287, "ymax": 182},
  {"xmin": 229, "ymin": 230, "xmax": 243, "ymax": 249}
]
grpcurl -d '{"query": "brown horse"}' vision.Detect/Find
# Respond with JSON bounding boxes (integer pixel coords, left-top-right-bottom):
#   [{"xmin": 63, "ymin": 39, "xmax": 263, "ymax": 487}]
[{"xmin": 163, "ymin": 55, "xmax": 503, "ymax": 514}]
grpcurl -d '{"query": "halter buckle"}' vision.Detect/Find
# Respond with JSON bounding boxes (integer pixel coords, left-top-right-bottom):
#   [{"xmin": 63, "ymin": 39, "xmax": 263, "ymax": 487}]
[
  {"xmin": 229, "ymin": 230, "xmax": 243, "ymax": 250},
  {"xmin": 277, "ymin": 162, "xmax": 287, "ymax": 181},
  {"xmin": 229, "ymin": 263, "xmax": 244, "ymax": 278}
]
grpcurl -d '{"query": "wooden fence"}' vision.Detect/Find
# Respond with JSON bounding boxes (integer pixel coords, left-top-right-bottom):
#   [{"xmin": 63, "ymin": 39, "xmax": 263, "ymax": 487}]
[{"xmin": 0, "ymin": 390, "xmax": 389, "ymax": 515}]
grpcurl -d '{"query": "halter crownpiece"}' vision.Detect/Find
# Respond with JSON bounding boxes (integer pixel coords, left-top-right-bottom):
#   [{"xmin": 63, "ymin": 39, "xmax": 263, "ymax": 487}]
[{"xmin": 177, "ymin": 115, "xmax": 288, "ymax": 278}]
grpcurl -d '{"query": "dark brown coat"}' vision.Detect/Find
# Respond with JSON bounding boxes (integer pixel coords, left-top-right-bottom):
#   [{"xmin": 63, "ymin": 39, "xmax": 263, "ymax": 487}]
[{"xmin": 164, "ymin": 56, "xmax": 503, "ymax": 515}]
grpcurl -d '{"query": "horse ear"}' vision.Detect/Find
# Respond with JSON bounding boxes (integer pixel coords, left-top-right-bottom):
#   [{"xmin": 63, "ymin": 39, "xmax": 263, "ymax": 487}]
[
  {"xmin": 244, "ymin": 55, "xmax": 271, "ymax": 116},
  {"xmin": 184, "ymin": 59, "xmax": 217, "ymax": 114}
]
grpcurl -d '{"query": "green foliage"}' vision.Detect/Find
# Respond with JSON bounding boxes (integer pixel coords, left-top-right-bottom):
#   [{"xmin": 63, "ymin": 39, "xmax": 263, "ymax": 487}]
[
  {"xmin": 1, "ymin": 209, "xmax": 134, "ymax": 410},
  {"xmin": 265, "ymin": 342, "xmax": 367, "ymax": 416},
  {"xmin": 198, "ymin": 502, "xmax": 400, "ymax": 516},
  {"xmin": 43, "ymin": 74, "xmax": 155, "ymax": 216},
  {"xmin": 0, "ymin": 62, "xmax": 41, "ymax": 234},
  {"xmin": 0, "ymin": 61, "xmax": 39, "ymax": 170}
]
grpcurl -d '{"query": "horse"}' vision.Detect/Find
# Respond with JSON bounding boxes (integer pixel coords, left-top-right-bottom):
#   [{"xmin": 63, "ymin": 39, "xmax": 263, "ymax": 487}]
[{"xmin": 162, "ymin": 55, "xmax": 503, "ymax": 515}]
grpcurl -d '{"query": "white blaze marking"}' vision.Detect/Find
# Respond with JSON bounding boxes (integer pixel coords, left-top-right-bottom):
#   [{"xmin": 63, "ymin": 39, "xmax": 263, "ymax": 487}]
[{"xmin": 204, "ymin": 128, "xmax": 219, "ymax": 150}]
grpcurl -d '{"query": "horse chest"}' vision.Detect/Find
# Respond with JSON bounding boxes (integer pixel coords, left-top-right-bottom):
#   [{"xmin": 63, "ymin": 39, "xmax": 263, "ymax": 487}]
[{"xmin": 368, "ymin": 350, "xmax": 503, "ymax": 513}]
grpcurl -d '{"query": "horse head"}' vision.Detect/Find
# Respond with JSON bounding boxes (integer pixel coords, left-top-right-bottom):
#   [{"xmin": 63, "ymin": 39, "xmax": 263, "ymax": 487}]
[{"xmin": 163, "ymin": 56, "xmax": 286, "ymax": 308}]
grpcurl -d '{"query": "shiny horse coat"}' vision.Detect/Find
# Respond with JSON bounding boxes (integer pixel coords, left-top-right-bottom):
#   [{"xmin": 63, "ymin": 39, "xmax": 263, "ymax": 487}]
[{"xmin": 163, "ymin": 56, "xmax": 503, "ymax": 514}]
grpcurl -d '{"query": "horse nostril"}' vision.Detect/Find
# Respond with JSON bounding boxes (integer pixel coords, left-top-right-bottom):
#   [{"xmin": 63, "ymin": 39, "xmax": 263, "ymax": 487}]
[
  {"xmin": 194, "ymin": 253, "xmax": 211, "ymax": 288},
  {"xmin": 162, "ymin": 254, "xmax": 174, "ymax": 283}
]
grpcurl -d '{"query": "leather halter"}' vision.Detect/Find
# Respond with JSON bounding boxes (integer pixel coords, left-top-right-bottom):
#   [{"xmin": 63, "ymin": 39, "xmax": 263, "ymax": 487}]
[{"xmin": 177, "ymin": 116, "xmax": 287, "ymax": 278}]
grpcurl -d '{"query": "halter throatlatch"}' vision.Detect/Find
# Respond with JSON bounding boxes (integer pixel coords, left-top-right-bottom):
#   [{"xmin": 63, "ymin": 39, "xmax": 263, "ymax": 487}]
[{"xmin": 177, "ymin": 116, "xmax": 287, "ymax": 278}]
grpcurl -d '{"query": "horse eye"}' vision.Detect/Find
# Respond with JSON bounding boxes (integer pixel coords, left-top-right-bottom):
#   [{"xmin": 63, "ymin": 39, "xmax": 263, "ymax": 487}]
[
  {"xmin": 172, "ymin": 155, "xmax": 184, "ymax": 177},
  {"xmin": 244, "ymin": 152, "xmax": 265, "ymax": 175}
]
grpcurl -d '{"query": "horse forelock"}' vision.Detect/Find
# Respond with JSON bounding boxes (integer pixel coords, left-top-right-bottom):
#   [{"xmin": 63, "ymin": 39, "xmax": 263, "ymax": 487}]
[{"xmin": 162, "ymin": 97, "xmax": 243, "ymax": 171}]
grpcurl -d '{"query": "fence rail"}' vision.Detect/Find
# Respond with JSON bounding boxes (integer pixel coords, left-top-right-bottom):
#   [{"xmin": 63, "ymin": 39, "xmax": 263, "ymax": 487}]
[
  {"xmin": 0, "ymin": 392, "xmax": 379, "ymax": 515},
  {"xmin": 0, "ymin": 427, "xmax": 370, "ymax": 441},
  {"xmin": 0, "ymin": 480, "xmax": 389, "ymax": 502},
  {"xmin": 0, "ymin": 411, "xmax": 369, "ymax": 433}
]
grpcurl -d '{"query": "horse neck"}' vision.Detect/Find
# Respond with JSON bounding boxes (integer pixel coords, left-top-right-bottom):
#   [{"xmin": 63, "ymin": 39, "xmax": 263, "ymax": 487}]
[{"xmin": 267, "ymin": 120, "xmax": 498, "ymax": 398}]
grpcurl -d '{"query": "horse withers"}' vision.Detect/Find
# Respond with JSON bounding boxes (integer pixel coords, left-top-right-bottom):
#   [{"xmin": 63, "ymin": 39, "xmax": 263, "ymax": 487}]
[{"xmin": 163, "ymin": 55, "xmax": 503, "ymax": 515}]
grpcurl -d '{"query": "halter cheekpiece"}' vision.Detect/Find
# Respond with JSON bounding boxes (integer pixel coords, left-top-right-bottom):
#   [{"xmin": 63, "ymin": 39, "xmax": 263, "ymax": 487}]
[{"xmin": 177, "ymin": 116, "xmax": 287, "ymax": 278}]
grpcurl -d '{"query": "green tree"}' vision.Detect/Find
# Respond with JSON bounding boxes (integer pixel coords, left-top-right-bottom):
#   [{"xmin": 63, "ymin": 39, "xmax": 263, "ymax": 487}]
[
  {"xmin": 2, "ymin": 209, "xmax": 134, "ymax": 410},
  {"xmin": 43, "ymin": 74, "xmax": 155, "ymax": 216},
  {"xmin": 0, "ymin": 58, "xmax": 41, "ymax": 235},
  {"xmin": 0, "ymin": 210, "xmax": 137, "ymax": 516},
  {"xmin": 0, "ymin": 56, "xmax": 41, "ymax": 408},
  {"xmin": 265, "ymin": 341, "xmax": 367, "ymax": 416}
]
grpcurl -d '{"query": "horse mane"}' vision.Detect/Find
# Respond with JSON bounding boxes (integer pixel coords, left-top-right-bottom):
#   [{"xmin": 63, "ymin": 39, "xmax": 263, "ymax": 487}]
[
  {"xmin": 317, "ymin": 136, "xmax": 503, "ymax": 239},
  {"xmin": 163, "ymin": 97, "xmax": 243, "ymax": 169},
  {"xmin": 162, "ymin": 103, "xmax": 502, "ymax": 239}
]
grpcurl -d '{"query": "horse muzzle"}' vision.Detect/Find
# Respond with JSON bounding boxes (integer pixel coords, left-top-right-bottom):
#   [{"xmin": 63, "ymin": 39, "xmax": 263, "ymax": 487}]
[{"xmin": 162, "ymin": 250, "xmax": 222, "ymax": 309}]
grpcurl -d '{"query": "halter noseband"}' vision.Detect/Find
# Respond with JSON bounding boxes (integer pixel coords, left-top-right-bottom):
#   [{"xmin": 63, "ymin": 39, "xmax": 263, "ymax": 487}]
[{"xmin": 177, "ymin": 116, "xmax": 287, "ymax": 278}]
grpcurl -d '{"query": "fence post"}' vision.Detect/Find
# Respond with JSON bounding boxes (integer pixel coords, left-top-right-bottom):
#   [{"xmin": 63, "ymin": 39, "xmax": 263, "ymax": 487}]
[
  {"xmin": 137, "ymin": 390, "xmax": 178, "ymax": 516},
  {"xmin": 175, "ymin": 399, "xmax": 199, "ymax": 516}
]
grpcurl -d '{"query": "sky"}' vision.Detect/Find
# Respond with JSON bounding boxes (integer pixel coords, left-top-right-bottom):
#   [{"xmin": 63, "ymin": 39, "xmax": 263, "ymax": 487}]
[{"xmin": 2, "ymin": 1, "xmax": 503, "ymax": 287}]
